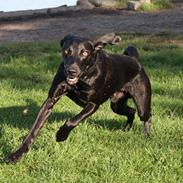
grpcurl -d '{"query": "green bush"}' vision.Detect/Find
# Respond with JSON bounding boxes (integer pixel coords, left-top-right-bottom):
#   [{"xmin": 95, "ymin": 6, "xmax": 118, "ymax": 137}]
[{"xmin": 153, "ymin": 0, "xmax": 172, "ymax": 8}]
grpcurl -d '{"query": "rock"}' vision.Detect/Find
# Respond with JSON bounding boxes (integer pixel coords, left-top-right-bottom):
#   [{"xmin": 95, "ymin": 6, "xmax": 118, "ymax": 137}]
[
  {"xmin": 89, "ymin": 0, "xmax": 102, "ymax": 7},
  {"xmin": 140, "ymin": 0, "xmax": 151, "ymax": 3},
  {"xmin": 128, "ymin": 0, "xmax": 151, "ymax": 10},
  {"xmin": 89, "ymin": 0, "xmax": 118, "ymax": 8},
  {"xmin": 77, "ymin": 0, "xmax": 95, "ymax": 8},
  {"xmin": 101, "ymin": 0, "xmax": 118, "ymax": 7},
  {"xmin": 128, "ymin": 1, "xmax": 142, "ymax": 10}
]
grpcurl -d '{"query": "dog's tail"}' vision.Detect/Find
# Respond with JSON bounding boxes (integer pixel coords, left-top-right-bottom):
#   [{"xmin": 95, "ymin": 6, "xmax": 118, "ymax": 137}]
[{"xmin": 123, "ymin": 46, "xmax": 139, "ymax": 60}]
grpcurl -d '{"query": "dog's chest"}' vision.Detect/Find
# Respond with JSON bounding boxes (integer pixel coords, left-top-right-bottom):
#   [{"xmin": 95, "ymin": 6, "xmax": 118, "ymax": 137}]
[{"xmin": 67, "ymin": 81, "xmax": 95, "ymax": 106}]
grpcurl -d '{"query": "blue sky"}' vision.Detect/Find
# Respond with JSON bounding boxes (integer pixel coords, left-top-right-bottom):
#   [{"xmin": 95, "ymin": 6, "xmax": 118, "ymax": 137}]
[{"xmin": 1, "ymin": 0, "xmax": 77, "ymax": 12}]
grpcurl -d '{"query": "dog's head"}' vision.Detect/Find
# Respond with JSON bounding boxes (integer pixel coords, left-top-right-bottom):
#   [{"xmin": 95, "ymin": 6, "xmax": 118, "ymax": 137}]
[{"xmin": 60, "ymin": 33, "xmax": 121, "ymax": 85}]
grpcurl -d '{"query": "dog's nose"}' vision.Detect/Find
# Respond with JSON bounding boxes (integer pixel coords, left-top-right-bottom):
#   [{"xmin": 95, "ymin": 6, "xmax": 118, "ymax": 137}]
[{"xmin": 66, "ymin": 69, "xmax": 77, "ymax": 76}]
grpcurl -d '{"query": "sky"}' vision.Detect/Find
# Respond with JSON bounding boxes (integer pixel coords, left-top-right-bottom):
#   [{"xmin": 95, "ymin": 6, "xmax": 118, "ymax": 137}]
[{"xmin": 0, "ymin": 0, "xmax": 77, "ymax": 12}]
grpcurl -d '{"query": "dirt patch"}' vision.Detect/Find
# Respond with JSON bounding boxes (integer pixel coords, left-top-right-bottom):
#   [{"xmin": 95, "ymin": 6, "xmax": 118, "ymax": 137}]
[{"xmin": 0, "ymin": 4, "xmax": 183, "ymax": 43}]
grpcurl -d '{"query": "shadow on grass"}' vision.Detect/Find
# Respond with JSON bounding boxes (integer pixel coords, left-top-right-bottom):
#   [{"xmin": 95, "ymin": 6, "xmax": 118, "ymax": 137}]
[
  {"xmin": 0, "ymin": 99, "xmax": 126, "ymax": 131},
  {"xmin": 0, "ymin": 100, "xmax": 73, "ymax": 130},
  {"xmin": 0, "ymin": 98, "xmax": 76, "ymax": 164},
  {"xmin": 89, "ymin": 118, "xmax": 126, "ymax": 131},
  {"xmin": 0, "ymin": 62, "xmax": 53, "ymax": 91},
  {"xmin": 0, "ymin": 101, "xmax": 127, "ymax": 164},
  {"xmin": 141, "ymin": 47, "xmax": 183, "ymax": 71},
  {"xmin": 154, "ymin": 87, "xmax": 183, "ymax": 100},
  {"xmin": 156, "ymin": 100, "xmax": 183, "ymax": 118}
]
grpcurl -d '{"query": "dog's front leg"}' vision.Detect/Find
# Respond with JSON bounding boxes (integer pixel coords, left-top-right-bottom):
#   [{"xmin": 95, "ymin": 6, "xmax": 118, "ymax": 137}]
[
  {"xmin": 8, "ymin": 82, "xmax": 68, "ymax": 164},
  {"xmin": 56, "ymin": 102, "xmax": 98, "ymax": 142}
]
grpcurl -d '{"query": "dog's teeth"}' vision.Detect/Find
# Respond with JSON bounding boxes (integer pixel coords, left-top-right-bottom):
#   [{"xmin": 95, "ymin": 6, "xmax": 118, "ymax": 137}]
[{"xmin": 67, "ymin": 77, "xmax": 78, "ymax": 85}]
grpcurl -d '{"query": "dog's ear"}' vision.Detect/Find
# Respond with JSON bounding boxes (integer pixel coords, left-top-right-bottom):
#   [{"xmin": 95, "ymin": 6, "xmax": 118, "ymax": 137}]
[
  {"xmin": 60, "ymin": 34, "xmax": 75, "ymax": 47},
  {"xmin": 94, "ymin": 32, "xmax": 121, "ymax": 50}
]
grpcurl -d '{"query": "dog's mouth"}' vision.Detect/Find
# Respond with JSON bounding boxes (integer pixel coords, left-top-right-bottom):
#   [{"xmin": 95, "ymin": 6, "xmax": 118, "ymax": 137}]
[{"xmin": 66, "ymin": 76, "xmax": 79, "ymax": 85}]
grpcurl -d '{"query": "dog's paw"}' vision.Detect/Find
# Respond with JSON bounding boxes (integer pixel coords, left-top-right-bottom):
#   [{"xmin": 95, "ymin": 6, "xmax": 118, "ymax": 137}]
[
  {"xmin": 56, "ymin": 124, "xmax": 71, "ymax": 142},
  {"xmin": 123, "ymin": 122, "xmax": 133, "ymax": 131},
  {"xmin": 7, "ymin": 151, "xmax": 22, "ymax": 164}
]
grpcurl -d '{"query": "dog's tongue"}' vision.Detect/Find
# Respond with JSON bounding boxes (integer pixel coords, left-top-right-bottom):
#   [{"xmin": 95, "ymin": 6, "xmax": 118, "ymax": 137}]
[{"xmin": 66, "ymin": 77, "xmax": 78, "ymax": 85}]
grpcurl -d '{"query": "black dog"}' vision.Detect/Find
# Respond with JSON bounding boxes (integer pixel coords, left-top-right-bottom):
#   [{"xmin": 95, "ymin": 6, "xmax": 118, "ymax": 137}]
[{"xmin": 8, "ymin": 33, "xmax": 151, "ymax": 163}]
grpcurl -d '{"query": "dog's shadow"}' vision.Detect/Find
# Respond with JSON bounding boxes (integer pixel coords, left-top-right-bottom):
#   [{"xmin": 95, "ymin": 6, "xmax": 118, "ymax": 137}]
[
  {"xmin": 0, "ymin": 101, "xmax": 73, "ymax": 130},
  {"xmin": 0, "ymin": 99, "xmax": 124, "ymax": 163},
  {"xmin": 0, "ymin": 99, "xmax": 125, "ymax": 130},
  {"xmin": 88, "ymin": 118, "xmax": 125, "ymax": 131}
]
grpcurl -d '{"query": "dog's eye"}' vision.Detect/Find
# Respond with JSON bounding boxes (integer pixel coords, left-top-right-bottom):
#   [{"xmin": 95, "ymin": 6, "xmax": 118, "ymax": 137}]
[
  {"xmin": 81, "ymin": 50, "xmax": 89, "ymax": 57},
  {"xmin": 64, "ymin": 49, "xmax": 72, "ymax": 56}
]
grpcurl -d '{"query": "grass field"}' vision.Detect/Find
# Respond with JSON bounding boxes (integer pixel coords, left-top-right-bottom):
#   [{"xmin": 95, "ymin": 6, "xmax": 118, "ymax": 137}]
[{"xmin": 0, "ymin": 33, "xmax": 183, "ymax": 183}]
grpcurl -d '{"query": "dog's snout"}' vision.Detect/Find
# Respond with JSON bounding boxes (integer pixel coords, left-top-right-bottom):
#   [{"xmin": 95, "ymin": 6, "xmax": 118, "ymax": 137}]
[
  {"xmin": 65, "ymin": 67, "xmax": 80, "ymax": 85},
  {"xmin": 65, "ymin": 62, "xmax": 80, "ymax": 77},
  {"xmin": 67, "ymin": 69, "xmax": 77, "ymax": 75},
  {"xmin": 66, "ymin": 69, "xmax": 78, "ymax": 77}
]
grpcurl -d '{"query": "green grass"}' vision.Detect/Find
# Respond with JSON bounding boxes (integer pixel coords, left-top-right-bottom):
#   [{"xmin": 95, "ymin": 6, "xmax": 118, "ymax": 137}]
[
  {"xmin": 140, "ymin": 0, "xmax": 173, "ymax": 11},
  {"xmin": 117, "ymin": 0, "xmax": 173, "ymax": 10},
  {"xmin": 0, "ymin": 34, "xmax": 183, "ymax": 183}
]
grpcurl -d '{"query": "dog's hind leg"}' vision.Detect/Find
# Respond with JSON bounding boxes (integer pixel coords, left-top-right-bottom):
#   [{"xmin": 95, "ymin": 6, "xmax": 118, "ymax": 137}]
[
  {"xmin": 110, "ymin": 92, "xmax": 136, "ymax": 130},
  {"xmin": 133, "ymin": 98, "xmax": 152, "ymax": 136},
  {"xmin": 130, "ymin": 72, "xmax": 152, "ymax": 136}
]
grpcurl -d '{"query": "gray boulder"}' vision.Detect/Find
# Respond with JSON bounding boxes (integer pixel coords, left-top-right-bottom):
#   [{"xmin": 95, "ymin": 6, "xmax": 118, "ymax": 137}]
[
  {"xmin": 127, "ymin": 1, "xmax": 142, "ymax": 10},
  {"xmin": 77, "ymin": 0, "xmax": 95, "ymax": 8},
  {"xmin": 89, "ymin": 0, "xmax": 118, "ymax": 7},
  {"xmin": 140, "ymin": 0, "xmax": 151, "ymax": 3},
  {"xmin": 89, "ymin": 0, "xmax": 101, "ymax": 7},
  {"xmin": 128, "ymin": 0, "xmax": 151, "ymax": 10}
]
